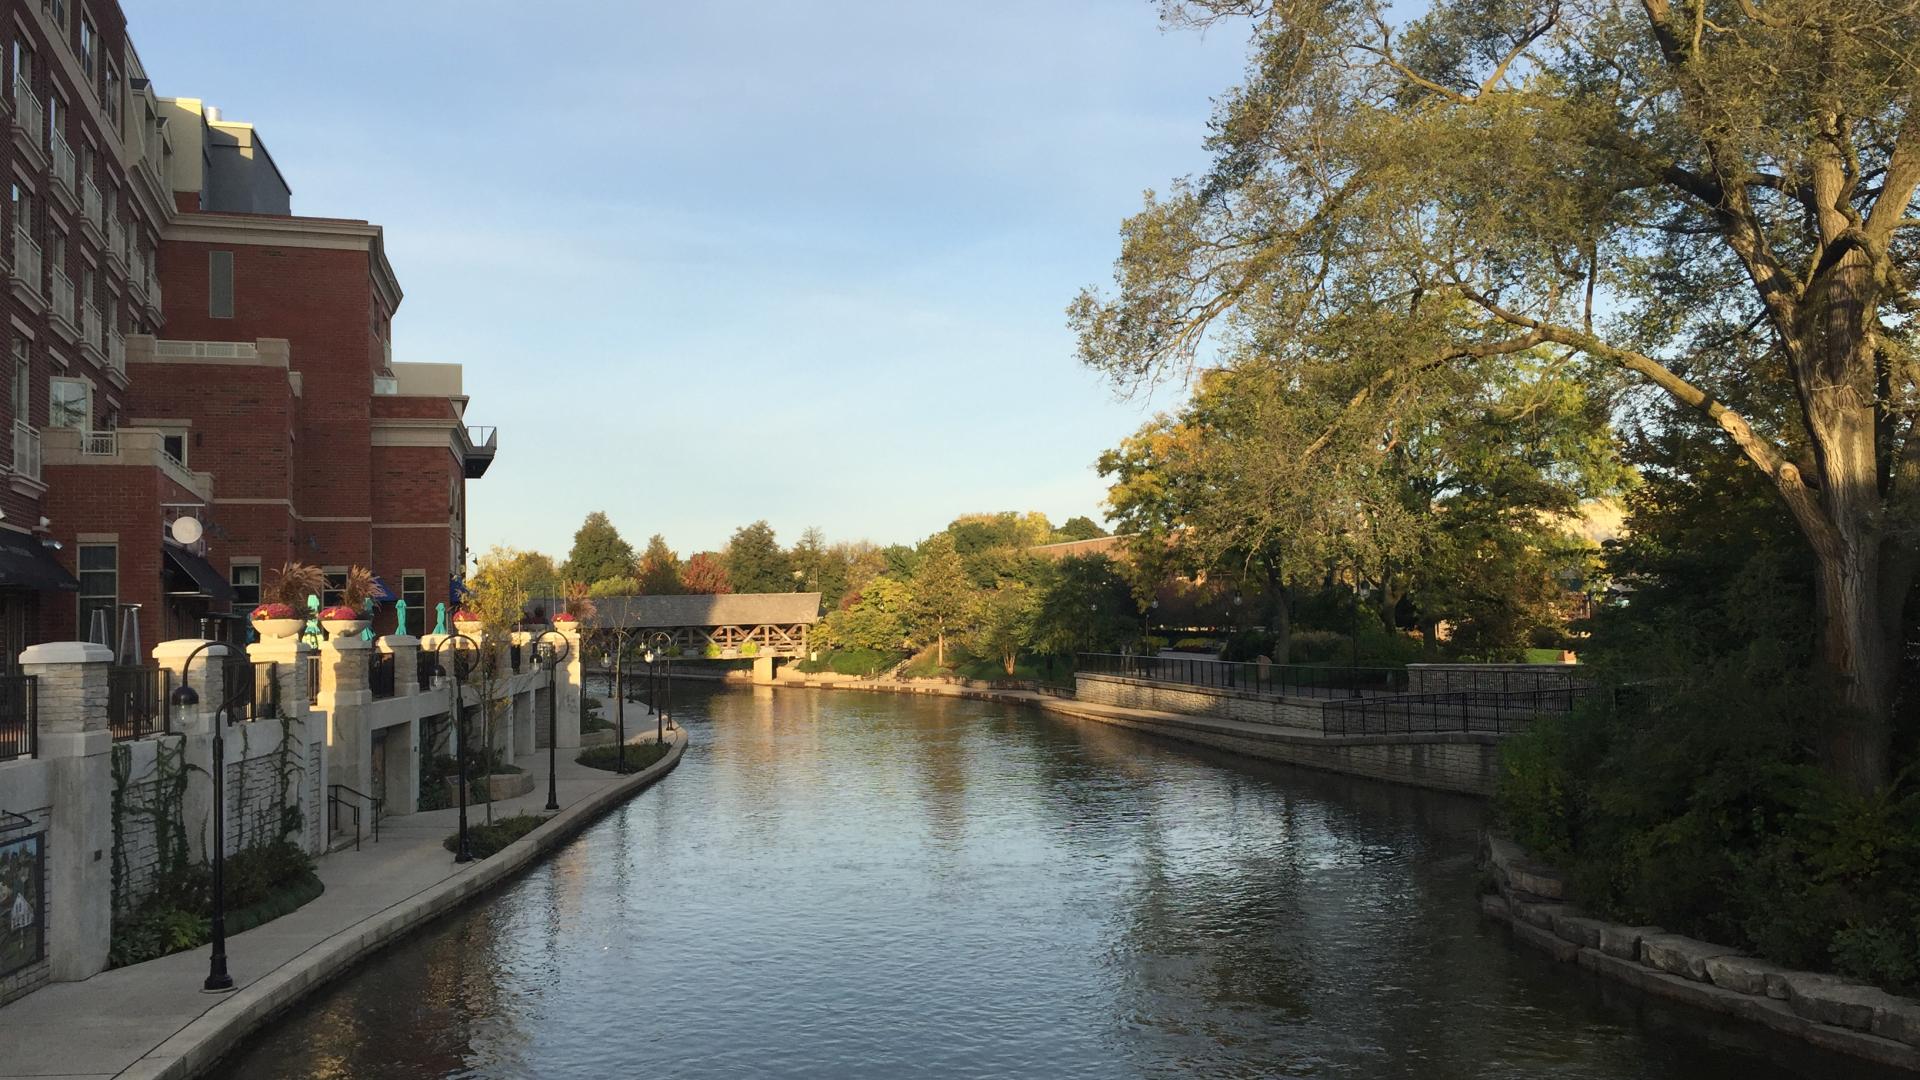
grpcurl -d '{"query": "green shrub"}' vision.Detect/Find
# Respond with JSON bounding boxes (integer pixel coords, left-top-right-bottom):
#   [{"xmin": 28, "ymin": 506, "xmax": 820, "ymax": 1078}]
[
  {"xmin": 703, "ymin": 643, "xmax": 721, "ymax": 659},
  {"xmin": 108, "ymin": 840, "xmax": 321, "ymax": 968},
  {"xmin": 740, "ymin": 641, "xmax": 760, "ymax": 657},
  {"xmin": 794, "ymin": 648, "xmax": 898, "ymax": 677},
  {"xmin": 1286, "ymin": 629, "xmax": 1349, "ymax": 663},
  {"xmin": 442, "ymin": 812, "xmax": 548, "ymax": 859},
  {"xmin": 1172, "ymin": 637, "xmax": 1217, "ymax": 652},
  {"xmin": 575, "ymin": 740, "xmax": 673, "ymax": 774}
]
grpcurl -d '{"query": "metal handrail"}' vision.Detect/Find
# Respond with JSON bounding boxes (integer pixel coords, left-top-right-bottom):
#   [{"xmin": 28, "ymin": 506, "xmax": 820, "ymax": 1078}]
[
  {"xmin": 1076, "ymin": 652, "xmax": 1409, "ymax": 698},
  {"xmin": 327, "ymin": 783, "xmax": 382, "ymax": 850},
  {"xmin": 1319, "ymin": 686, "xmax": 1595, "ymax": 737},
  {"xmin": 107, "ymin": 665, "xmax": 170, "ymax": 741},
  {"xmin": 0, "ymin": 675, "xmax": 36, "ymax": 761}
]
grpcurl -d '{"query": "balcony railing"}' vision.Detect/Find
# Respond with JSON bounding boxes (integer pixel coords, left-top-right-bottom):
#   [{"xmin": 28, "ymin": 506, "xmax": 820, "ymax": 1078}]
[
  {"xmin": 107, "ymin": 330, "xmax": 125, "ymax": 374},
  {"xmin": 369, "ymin": 651, "xmax": 396, "ymax": 700},
  {"xmin": 50, "ymin": 129, "xmax": 74, "ymax": 193},
  {"xmin": 155, "ymin": 340, "xmax": 257, "ymax": 360},
  {"xmin": 50, "ymin": 271, "xmax": 74, "ymax": 328},
  {"xmin": 11, "ymin": 76, "xmax": 40, "ymax": 140},
  {"xmin": 105, "ymin": 219, "xmax": 125, "ymax": 264},
  {"xmin": 0, "ymin": 674, "xmax": 37, "ymax": 762},
  {"xmin": 13, "ymin": 228, "xmax": 41, "ymax": 295},
  {"xmin": 79, "ymin": 429, "xmax": 117, "ymax": 456},
  {"xmin": 82, "ymin": 300, "xmax": 102, "ymax": 345},
  {"xmin": 466, "ymin": 425, "xmax": 497, "ymax": 445},
  {"xmin": 81, "ymin": 176, "xmax": 102, "ymax": 233},
  {"xmin": 12, "ymin": 421, "xmax": 40, "ymax": 482}
]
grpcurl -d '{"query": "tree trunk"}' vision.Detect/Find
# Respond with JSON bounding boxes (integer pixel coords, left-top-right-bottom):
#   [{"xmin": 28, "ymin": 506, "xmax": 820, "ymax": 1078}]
[
  {"xmin": 1420, "ymin": 618, "xmax": 1440, "ymax": 656},
  {"xmin": 936, "ymin": 631, "xmax": 945, "ymax": 668},
  {"xmin": 1813, "ymin": 544, "xmax": 1897, "ymax": 795},
  {"xmin": 1271, "ymin": 587, "xmax": 1292, "ymax": 665}
]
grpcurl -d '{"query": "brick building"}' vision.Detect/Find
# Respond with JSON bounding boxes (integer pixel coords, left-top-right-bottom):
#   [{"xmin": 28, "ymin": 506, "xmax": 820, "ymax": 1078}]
[{"xmin": 0, "ymin": 1, "xmax": 489, "ymax": 663}]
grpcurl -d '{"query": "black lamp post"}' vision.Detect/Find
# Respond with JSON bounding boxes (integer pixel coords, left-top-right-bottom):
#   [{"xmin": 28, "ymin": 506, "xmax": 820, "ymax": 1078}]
[
  {"xmin": 431, "ymin": 632, "xmax": 481, "ymax": 862},
  {"xmin": 532, "ymin": 629, "xmax": 570, "ymax": 812},
  {"xmin": 169, "ymin": 641, "xmax": 248, "ymax": 993},
  {"xmin": 645, "ymin": 631, "xmax": 674, "ymax": 745},
  {"xmin": 600, "ymin": 627, "xmax": 634, "ymax": 774}
]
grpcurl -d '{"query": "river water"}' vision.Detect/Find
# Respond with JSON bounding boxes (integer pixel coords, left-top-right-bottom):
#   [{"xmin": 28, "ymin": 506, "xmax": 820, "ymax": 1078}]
[{"xmin": 211, "ymin": 688, "xmax": 1885, "ymax": 1079}]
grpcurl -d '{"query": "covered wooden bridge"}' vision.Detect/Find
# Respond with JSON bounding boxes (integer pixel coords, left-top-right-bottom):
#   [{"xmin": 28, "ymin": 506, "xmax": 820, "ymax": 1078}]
[{"xmin": 554, "ymin": 593, "xmax": 822, "ymax": 674}]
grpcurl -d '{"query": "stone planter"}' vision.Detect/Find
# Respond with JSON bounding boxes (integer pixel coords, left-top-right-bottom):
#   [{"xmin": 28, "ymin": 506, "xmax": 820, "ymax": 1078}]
[
  {"xmin": 454, "ymin": 619, "xmax": 483, "ymax": 638},
  {"xmin": 322, "ymin": 619, "xmax": 368, "ymax": 638},
  {"xmin": 475, "ymin": 771, "xmax": 533, "ymax": 803},
  {"xmin": 253, "ymin": 617, "xmax": 304, "ymax": 639}
]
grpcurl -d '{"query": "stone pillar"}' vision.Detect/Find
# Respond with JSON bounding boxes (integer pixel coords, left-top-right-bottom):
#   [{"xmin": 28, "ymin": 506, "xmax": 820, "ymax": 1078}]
[
  {"xmin": 381, "ymin": 635, "xmax": 420, "ymax": 698},
  {"xmin": 20, "ymin": 641, "xmax": 113, "ymax": 982},
  {"xmin": 318, "ymin": 635, "xmax": 373, "ymax": 804},
  {"xmin": 752, "ymin": 654, "xmax": 775, "ymax": 685},
  {"xmin": 246, "ymin": 637, "xmax": 312, "ymax": 723},
  {"xmin": 151, "ymin": 639, "xmax": 227, "ymax": 863},
  {"xmin": 553, "ymin": 623, "xmax": 584, "ymax": 750}
]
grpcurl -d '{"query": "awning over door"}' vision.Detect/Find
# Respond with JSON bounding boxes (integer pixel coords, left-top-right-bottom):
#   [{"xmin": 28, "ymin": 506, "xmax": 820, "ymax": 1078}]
[
  {"xmin": 0, "ymin": 531, "xmax": 79, "ymax": 591},
  {"xmin": 163, "ymin": 542, "xmax": 234, "ymax": 602}
]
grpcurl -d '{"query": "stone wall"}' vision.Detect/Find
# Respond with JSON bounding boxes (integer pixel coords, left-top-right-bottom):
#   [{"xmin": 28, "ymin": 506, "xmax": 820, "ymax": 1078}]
[
  {"xmin": 1067, "ymin": 675, "xmax": 1503, "ymax": 796},
  {"xmin": 1073, "ymin": 673, "xmax": 1325, "ymax": 731},
  {"xmin": 1482, "ymin": 834, "xmax": 1920, "ymax": 1071}
]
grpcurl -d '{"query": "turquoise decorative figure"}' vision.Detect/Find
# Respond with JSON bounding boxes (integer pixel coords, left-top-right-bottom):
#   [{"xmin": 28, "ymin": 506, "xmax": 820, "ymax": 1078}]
[
  {"xmin": 361, "ymin": 598, "xmax": 376, "ymax": 642},
  {"xmin": 303, "ymin": 593, "xmax": 323, "ymax": 647},
  {"xmin": 432, "ymin": 602, "xmax": 448, "ymax": 637},
  {"xmin": 395, "ymin": 598, "xmax": 409, "ymax": 639}
]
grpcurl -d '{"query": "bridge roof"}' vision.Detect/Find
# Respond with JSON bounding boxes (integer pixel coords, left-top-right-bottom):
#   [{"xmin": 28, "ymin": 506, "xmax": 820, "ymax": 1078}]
[{"xmin": 554, "ymin": 592, "xmax": 823, "ymax": 628}]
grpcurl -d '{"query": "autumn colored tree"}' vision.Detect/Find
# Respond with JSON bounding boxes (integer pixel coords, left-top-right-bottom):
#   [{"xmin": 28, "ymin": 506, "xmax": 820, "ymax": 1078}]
[{"xmin": 682, "ymin": 552, "xmax": 733, "ymax": 595}]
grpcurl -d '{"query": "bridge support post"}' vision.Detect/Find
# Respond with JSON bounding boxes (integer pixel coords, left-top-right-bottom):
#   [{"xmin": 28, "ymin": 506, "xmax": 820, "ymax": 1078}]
[{"xmin": 752, "ymin": 655, "xmax": 775, "ymax": 686}]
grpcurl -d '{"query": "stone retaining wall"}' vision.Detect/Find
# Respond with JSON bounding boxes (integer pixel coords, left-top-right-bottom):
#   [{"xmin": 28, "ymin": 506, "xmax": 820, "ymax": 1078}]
[
  {"xmin": 1481, "ymin": 834, "xmax": 1920, "ymax": 1071},
  {"xmin": 1407, "ymin": 662, "xmax": 1586, "ymax": 694},
  {"xmin": 1073, "ymin": 672, "xmax": 1325, "ymax": 730}
]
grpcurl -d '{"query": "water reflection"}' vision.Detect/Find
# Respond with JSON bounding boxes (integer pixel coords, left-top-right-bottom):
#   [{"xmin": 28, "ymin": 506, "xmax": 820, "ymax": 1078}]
[{"xmin": 212, "ymin": 689, "xmax": 1892, "ymax": 1080}]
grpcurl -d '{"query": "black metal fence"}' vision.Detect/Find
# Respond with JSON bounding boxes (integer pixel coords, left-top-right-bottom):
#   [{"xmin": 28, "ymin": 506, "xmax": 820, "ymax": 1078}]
[
  {"xmin": 1320, "ymin": 686, "xmax": 1594, "ymax": 736},
  {"xmin": 508, "ymin": 643, "xmax": 523, "ymax": 673},
  {"xmin": 212, "ymin": 655, "xmax": 283, "ymax": 720},
  {"xmin": 107, "ymin": 665, "xmax": 170, "ymax": 741},
  {"xmin": 1076, "ymin": 652, "xmax": 1408, "ymax": 698},
  {"xmin": 369, "ymin": 651, "xmax": 396, "ymax": 699},
  {"xmin": 307, "ymin": 655, "xmax": 322, "ymax": 705},
  {"xmin": 417, "ymin": 651, "xmax": 441, "ymax": 691},
  {"xmin": 0, "ymin": 675, "xmax": 36, "ymax": 761}
]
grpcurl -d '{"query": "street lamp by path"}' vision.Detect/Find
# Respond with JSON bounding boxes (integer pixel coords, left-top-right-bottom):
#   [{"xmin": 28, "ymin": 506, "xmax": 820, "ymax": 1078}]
[
  {"xmin": 532, "ymin": 629, "xmax": 570, "ymax": 812},
  {"xmin": 430, "ymin": 632, "xmax": 481, "ymax": 862},
  {"xmin": 598, "ymin": 627, "xmax": 636, "ymax": 774},
  {"xmin": 644, "ymin": 631, "xmax": 674, "ymax": 745},
  {"xmin": 169, "ymin": 641, "xmax": 251, "ymax": 993}
]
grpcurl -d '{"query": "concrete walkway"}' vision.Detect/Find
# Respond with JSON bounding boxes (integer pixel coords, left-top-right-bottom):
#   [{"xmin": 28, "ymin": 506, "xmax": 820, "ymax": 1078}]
[{"xmin": 0, "ymin": 725, "xmax": 686, "ymax": 1080}]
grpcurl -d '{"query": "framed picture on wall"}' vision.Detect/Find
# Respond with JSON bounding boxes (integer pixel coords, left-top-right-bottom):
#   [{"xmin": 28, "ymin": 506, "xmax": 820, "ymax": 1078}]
[{"xmin": 0, "ymin": 831, "xmax": 45, "ymax": 978}]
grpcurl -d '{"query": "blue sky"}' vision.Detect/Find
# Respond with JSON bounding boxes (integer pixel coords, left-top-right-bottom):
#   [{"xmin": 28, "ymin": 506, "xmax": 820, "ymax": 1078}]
[{"xmin": 127, "ymin": 1, "xmax": 1248, "ymax": 557}]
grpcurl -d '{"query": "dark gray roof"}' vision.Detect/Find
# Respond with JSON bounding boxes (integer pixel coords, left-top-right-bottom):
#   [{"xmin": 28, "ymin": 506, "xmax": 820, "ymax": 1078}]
[{"xmin": 535, "ymin": 592, "xmax": 822, "ymax": 628}]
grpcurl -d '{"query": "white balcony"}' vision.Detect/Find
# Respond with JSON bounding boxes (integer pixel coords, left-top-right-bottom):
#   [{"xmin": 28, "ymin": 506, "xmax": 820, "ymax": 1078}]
[
  {"xmin": 13, "ymin": 228, "xmax": 42, "ymax": 297},
  {"xmin": 155, "ymin": 340, "xmax": 257, "ymax": 360},
  {"xmin": 11, "ymin": 422, "xmax": 39, "ymax": 482},
  {"xmin": 11, "ymin": 76, "xmax": 40, "ymax": 141},
  {"xmin": 50, "ymin": 271, "xmax": 74, "ymax": 332},
  {"xmin": 107, "ymin": 330, "xmax": 125, "ymax": 375},
  {"xmin": 79, "ymin": 429, "xmax": 116, "ymax": 456},
  {"xmin": 105, "ymin": 219, "xmax": 125, "ymax": 266},
  {"xmin": 49, "ymin": 130, "xmax": 74, "ymax": 194}
]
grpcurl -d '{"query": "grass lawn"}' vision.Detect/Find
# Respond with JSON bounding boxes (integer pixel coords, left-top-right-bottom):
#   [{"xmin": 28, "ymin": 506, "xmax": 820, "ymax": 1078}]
[{"xmin": 442, "ymin": 812, "xmax": 548, "ymax": 859}]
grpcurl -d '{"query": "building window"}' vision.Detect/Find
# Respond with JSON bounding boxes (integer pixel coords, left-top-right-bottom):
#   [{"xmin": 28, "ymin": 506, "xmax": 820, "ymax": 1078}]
[
  {"xmin": 47, "ymin": 0, "xmax": 66, "ymax": 29},
  {"xmin": 77, "ymin": 543, "xmax": 115, "ymax": 644},
  {"xmin": 160, "ymin": 431, "xmax": 185, "ymax": 465},
  {"xmin": 77, "ymin": 18, "xmax": 92, "ymax": 78},
  {"xmin": 402, "ymin": 573, "xmax": 426, "ymax": 637},
  {"xmin": 48, "ymin": 377, "xmax": 86, "ymax": 429},
  {"xmin": 103, "ymin": 63, "xmax": 117, "ymax": 126},
  {"xmin": 46, "ymin": 91, "xmax": 61, "ymax": 141},
  {"xmin": 11, "ymin": 183, "xmax": 31, "ymax": 239},
  {"xmin": 322, "ymin": 569, "xmax": 347, "ymax": 607},
  {"xmin": 11, "ymin": 40, "xmax": 31, "ymax": 90},
  {"xmin": 48, "ymin": 229, "xmax": 63, "ymax": 273},
  {"xmin": 208, "ymin": 251, "xmax": 233, "ymax": 318},
  {"xmin": 231, "ymin": 563, "xmax": 260, "ymax": 610},
  {"xmin": 11, "ymin": 341, "xmax": 27, "ymax": 425}
]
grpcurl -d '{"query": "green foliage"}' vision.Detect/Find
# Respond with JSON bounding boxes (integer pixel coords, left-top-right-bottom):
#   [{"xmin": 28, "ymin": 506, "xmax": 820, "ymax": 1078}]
[
  {"xmin": 561, "ymin": 512, "xmax": 636, "ymax": 585},
  {"xmin": 724, "ymin": 520, "xmax": 793, "ymax": 593},
  {"xmin": 1026, "ymin": 555, "xmax": 1138, "ymax": 658},
  {"xmin": 911, "ymin": 534, "xmax": 973, "ymax": 666},
  {"xmin": 636, "ymin": 534, "xmax": 683, "ymax": 595},
  {"xmin": 739, "ymin": 641, "xmax": 759, "ymax": 657},
  {"xmin": 820, "ymin": 576, "xmax": 914, "ymax": 653},
  {"xmin": 794, "ymin": 648, "xmax": 900, "ymax": 677},
  {"xmin": 588, "ymin": 575, "xmax": 641, "ymax": 598},
  {"xmin": 442, "ymin": 813, "xmax": 548, "ymax": 860},
  {"xmin": 1052, "ymin": 515, "xmax": 1109, "ymax": 543},
  {"xmin": 702, "ymin": 643, "xmax": 721, "ymax": 659},
  {"xmin": 969, "ymin": 584, "xmax": 1038, "ymax": 676},
  {"xmin": 575, "ymin": 740, "xmax": 674, "ymax": 774},
  {"xmin": 109, "ymin": 840, "xmax": 320, "ymax": 968}
]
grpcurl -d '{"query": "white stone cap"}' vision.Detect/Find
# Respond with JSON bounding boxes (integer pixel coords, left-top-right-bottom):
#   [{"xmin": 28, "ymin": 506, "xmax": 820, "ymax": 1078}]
[
  {"xmin": 152, "ymin": 638, "xmax": 231, "ymax": 662},
  {"xmin": 319, "ymin": 634, "xmax": 373, "ymax": 652},
  {"xmin": 377, "ymin": 635, "xmax": 420, "ymax": 653},
  {"xmin": 21, "ymin": 641, "xmax": 113, "ymax": 665}
]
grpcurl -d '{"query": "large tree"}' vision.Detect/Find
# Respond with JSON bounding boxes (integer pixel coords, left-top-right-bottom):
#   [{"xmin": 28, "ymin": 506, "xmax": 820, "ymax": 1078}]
[
  {"xmin": 724, "ymin": 520, "xmax": 794, "ymax": 593},
  {"xmin": 911, "ymin": 534, "xmax": 973, "ymax": 667},
  {"xmin": 682, "ymin": 552, "xmax": 733, "ymax": 595},
  {"xmin": 561, "ymin": 512, "xmax": 635, "ymax": 587},
  {"xmin": 1074, "ymin": 0, "xmax": 1920, "ymax": 792},
  {"xmin": 636, "ymin": 534, "xmax": 683, "ymax": 595}
]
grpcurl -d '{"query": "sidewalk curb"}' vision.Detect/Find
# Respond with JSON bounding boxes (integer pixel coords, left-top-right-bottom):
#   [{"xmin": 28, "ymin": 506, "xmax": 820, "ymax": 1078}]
[{"xmin": 120, "ymin": 729, "xmax": 688, "ymax": 1080}]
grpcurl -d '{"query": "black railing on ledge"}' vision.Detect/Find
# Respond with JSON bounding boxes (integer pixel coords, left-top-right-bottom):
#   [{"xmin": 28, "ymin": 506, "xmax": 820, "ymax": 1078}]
[
  {"xmin": 107, "ymin": 665, "xmax": 170, "ymax": 741},
  {"xmin": 0, "ymin": 675, "xmax": 36, "ymax": 761},
  {"xmin": 1076, "ymin": 652, "xmax": 1408, "ymax": 698},
  {"xmin": 368, "ymin": 651, "xmax": 396, "ymax": 700},
  {"xmin": 417, "ymin": 651, "xmax": 442, "ymax": 691},
  {"xmin": 1320, "ymin": 686, "xmax": 1594, "ymax": 737},
  {"xmin": 307, "ymin": 654, "xmax": 322, "ymax": 705},
  {"xmin": 508, "ymin": 643, "xmax": 523, "ymax": 673}
]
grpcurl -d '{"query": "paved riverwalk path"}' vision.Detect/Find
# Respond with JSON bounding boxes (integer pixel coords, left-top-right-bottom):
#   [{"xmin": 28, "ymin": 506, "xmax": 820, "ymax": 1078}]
[{"xmin": 0, "ymin": 718, "xmax": 685, "ymax": 1080}]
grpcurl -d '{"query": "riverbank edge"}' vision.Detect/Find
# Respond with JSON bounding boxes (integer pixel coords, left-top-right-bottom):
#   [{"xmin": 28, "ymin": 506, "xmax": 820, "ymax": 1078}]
[
  {"xmin": 125, "ymin": 729, "xmax": 688, "ymax": 1080},
  {"xmin": 1481, "ymin": 832, "xmax": 1920, "ymax": 1072},
  {"xmin": 780, "ymin": 675, "xmax": 1499, "ymax": 796}
]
